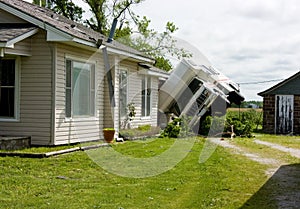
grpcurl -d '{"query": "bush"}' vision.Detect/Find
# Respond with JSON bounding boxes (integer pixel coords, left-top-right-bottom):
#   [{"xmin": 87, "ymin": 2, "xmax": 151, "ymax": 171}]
[
  {"xmin": 199, "ymin": 115, "xmax": 226, "ymax": 136},
  {"xmin": 160, "ymin": 115, "xmax": 193, "ymax": 138},
  {"xmin": 226, "ymin": 109, "xmax": 262, "ymax": 137},
  {"xmin": 199, "ymin": 109, "xmax": 263, "ymax": 137}
]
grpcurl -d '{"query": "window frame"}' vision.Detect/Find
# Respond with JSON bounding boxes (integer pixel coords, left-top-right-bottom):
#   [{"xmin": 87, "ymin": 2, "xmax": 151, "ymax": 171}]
[
  {"xmin": 141, "ymin": 75, "xmax": 152, "ymax": 118},
  {"xmin": 65, "ymin": 58, "xmax": 96, "ymax": 119},
  {"xmin": 0, "ymin": 57, "xmax": 20, "ymax": 122},
  {"xmin": 119, "ymin": 68, "xmax": 128, "ymax": 119}
]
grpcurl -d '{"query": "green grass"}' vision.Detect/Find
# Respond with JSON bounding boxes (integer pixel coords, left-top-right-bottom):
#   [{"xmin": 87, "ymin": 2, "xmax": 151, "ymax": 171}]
[
  {"xmin": 0, "ymin": 141, "xmax": 106, "ymax": 154},
  {"xmin": 0, "ymin": 137, "xmax": 275, "ymax": 209},
  {"xmin": 253, "ymin": 133, "xmax": 300, "ymax": 149},
  {"xmin": 232, "ymin": 137, "xmax": 300, "ymax": 165},
  {"xmin": 0, "ymin": 144, "xmax": 77, "ymax": 153}
]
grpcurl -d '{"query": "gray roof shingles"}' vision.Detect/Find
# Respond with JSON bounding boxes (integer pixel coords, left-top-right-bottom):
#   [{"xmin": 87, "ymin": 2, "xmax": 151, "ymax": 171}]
[
  {"xmin": 0, "ymin": 0, "xmax": 152, "ymax": 60},
  {"xmin": 0, "ymin": 23, "xmax": 37, "ymax": 42}
]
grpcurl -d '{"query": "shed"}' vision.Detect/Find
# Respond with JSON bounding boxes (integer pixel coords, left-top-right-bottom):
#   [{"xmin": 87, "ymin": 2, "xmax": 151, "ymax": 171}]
[{"xmin": 258, "ymin": 71, "xmax": 300, "ymax": 134}]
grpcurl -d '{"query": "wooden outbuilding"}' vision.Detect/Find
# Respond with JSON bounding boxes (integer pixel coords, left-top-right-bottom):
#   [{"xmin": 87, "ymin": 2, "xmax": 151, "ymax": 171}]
[{"xmin": 258, "ymin": 71, "xmax": 300, "ymax": 135}]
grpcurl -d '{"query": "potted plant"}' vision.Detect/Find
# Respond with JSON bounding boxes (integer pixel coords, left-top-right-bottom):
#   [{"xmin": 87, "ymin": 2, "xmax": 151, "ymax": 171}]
[{"xmin": 103, "ymin": 128, "xmax": 115, "ymax": 143}]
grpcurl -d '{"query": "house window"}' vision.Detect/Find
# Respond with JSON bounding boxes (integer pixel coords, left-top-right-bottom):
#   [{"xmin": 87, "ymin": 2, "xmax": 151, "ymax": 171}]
[
  {"xmin": 119, "ymin": 69, "xmax": 128, "ymax": 118},
  {"xmin": 0, "ymin": 59, "xmax": 17, "ymax": 119},
  {"xmin": 141, "ymin": 75, "xmax": 151, "ymax": 117},
  {"xmin": 65, "ymin": 59, "xmax": 95, "ymax": 118}
]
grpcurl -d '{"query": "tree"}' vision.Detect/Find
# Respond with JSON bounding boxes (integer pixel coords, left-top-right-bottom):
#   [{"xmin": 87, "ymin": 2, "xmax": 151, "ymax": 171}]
[
  {"xmin": 33, "ymin": 0, "xmax": 83, "ymax": 22},
  {"xmin": 126, "ymin": 17, "xmax": 191, "ymax": 71},
  {"xmin": 84, "ymin": 0, "xmax": 143, "ymax": 36},
  {"xmin": 33, "ymin": 0, "xmax": 191, "ymax": 71}
]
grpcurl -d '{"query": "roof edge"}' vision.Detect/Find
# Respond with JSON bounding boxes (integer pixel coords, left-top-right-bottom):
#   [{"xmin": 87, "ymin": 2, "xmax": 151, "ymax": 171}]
[{"xmin": 258, "ymin": 71, "xmax": 300, "ymax": 96}]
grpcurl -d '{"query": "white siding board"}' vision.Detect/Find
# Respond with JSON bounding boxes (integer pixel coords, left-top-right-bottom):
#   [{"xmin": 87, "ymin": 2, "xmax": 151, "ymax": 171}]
[
  {"xmin": 5, "ymin": 39, "xmax": 32, "ymax": 56},
  {"xmin": 0, "ymin": 8, "xmax": 27, "ymax": 23},
  {"xmin": 0, "ymin": 31, "xmax": 53, "ymax": 145},
  {"xmin": 54, "ymin": 43, "xmax": 104, "ymax": 145}
]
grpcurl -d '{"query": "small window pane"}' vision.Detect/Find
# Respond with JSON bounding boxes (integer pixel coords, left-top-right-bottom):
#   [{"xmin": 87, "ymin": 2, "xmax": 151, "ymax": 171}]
[
  {"xmin": 0, "ymin": 59, "xmax": 15, "ymax": 118},
  {"xmin": 0, "ymin": 88, "xmax": 14, "ymax": 117},
  {"xmin": 141, "ymin": 76, "xmax": 146, "ymax": 116},
  {"xmin": 119, "ymin": 70, "xmax": 128, "ymax": 118},
  {"xmin": 65, "ymin": 88, "xmax": 71, "ymax": 118},
  {"xmin": 66, "ymin": 60, "xmax": 71, "ymax": 88}
]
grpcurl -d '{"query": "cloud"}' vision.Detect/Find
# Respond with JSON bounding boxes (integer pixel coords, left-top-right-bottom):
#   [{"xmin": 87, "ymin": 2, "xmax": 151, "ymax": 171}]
[{"xmin": 133, "ymin": 0, "xmax": 300, "ymax": 100}]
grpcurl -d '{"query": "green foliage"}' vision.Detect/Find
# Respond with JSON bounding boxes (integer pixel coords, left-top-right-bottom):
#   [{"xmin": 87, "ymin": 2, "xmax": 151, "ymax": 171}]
[
  {"xmin": 125, "ymin": 17, "xmax": 192, "ymax": 71},
  {"xmin": 137, "ymin": 124, "xmax": 151, "ymax": 131},
  {"xmin": 199, "ymin": 110, "xmax": 263, "ymax": 137},
  {"xmin": 199, "ymin": 115, "xmax": 226, "ymax": 136},
  {"xmin": 226, "ymin": 109, "xmax": 262, "ymax": 136},
  {"xmin": 154, "ymin": 56, "xmax": 172, "ymax": 72},
  {"xmin": 231, "ymin": 101, "xmax": 263, "ymax": 108},
  {"xmin": 121, "ymin": 102, "xmax": 136, "ymax": 129},
  {"xmin": 36, "ymin": 0, "xmax": 83, "ymax": 22},
  {"xmin": 160, "ymin": 115, "xmax": 193, "ymax": 138},
  {"xmin": 38, "ymin": 0, "xmax": 191, "ymax": 71},
  {"xmin": 160, "ymin": 117, "xmax": 181, "ymax": 138},
  {"xmin": 127, "ymin": 102, "xmax": 136, "ymax": 119},
  {"xmin": 119, "ymin": 126, "xmax": 160, "ymax": 140}
]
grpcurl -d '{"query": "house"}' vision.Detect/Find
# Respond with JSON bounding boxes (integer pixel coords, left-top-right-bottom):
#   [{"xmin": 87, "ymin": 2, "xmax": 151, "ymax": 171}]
[
  {"xmin": 0, "ymin": 0, "xmax": 168, "ymax": 145},
  {"xmin": 258, "ymin": 71, "xmax": 300, "ymax": 135}
]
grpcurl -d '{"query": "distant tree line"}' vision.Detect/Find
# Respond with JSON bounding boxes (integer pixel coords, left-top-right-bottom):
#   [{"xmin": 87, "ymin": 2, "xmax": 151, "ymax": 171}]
[{"xmin": 231, "ymin": 101, "xmax": 263, "ymax": 108}]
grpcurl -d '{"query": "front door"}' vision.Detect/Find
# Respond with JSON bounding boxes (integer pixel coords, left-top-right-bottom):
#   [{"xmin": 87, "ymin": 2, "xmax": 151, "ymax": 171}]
[{"xmin": 276, "ymin": 95, "xmax": 294, "ymax": 134}]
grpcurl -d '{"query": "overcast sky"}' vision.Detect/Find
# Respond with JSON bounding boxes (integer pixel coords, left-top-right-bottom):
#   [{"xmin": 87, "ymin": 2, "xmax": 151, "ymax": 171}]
[
  {"xmin": 30, "ymin": 0, "xmax": 300, "ymax": 101},
  {"xmin": 129, "ymin": 0, "xmax": 300, "ymax": 101}
]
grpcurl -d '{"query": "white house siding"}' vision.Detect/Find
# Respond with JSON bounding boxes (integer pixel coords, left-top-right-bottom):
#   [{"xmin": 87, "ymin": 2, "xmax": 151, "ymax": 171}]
[
  {"xmin": 54, "ymin": 43, "xmax": 104, "ymax": 145},
  {"xmin": 0, "ymin": 31, "xmax": 53, "ymax": 145},
  {"xmin": 5, "ymin": 38, "xmax": 32, "ymax": 56},
  {"xmin": 0, "ymin": 8, "xmax": 27, "ymax": 23},
  {"xmin": 119, "ymin": 60, "xmax": 159, "ymax": 128}
]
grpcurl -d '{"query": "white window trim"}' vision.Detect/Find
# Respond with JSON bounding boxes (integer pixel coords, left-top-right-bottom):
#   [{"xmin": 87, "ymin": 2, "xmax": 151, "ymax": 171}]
[
  {"xmin": 119, "ymin": 68, "xmax": 128, "ymax": 120},
  {"xmin": 141, "ymin": 75, "xmax": 152, "ymax": 119},
  {"xmin": 0, "ymin": 57, "xmax": 20, "ymax": 122},
  {"xmin": 64, "ymin": 57, "xmax": 96, "ymax": 120}
]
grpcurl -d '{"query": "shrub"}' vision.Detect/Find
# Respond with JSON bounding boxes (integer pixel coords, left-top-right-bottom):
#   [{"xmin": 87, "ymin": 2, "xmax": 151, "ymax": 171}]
[
  {"xmin": 199, "ymin": 109, "xmax": 263, "ymax": 137},
  {"xmin": 226, "ymin": 109, "xmax": 262, "ymax": 137},
  {"xmin": 160, "ymin": 115, "xmax": 193, "ymax": 138}
]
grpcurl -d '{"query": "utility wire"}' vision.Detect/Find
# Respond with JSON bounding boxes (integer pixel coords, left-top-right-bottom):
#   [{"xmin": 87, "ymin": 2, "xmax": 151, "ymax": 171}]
[{"xmin": 238, "ymin": 78, "xmax": 284, "ymax": 85}]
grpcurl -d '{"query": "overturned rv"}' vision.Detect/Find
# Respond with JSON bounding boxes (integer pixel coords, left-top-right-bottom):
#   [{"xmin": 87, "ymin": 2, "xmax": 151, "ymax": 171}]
[{"xmin": 159, "ymin": 58, "xmax": 244, "ymax": 132}]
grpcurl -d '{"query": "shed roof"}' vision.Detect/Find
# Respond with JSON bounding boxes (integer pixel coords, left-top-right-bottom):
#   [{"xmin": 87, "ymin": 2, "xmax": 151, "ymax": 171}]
[
  {"xmin": 0, "ymin": 0, "xmax": 153, "ymax": 62},
  {"xmin": 258, "ymin": 71, "xmax": 300, "ymax": 96}
]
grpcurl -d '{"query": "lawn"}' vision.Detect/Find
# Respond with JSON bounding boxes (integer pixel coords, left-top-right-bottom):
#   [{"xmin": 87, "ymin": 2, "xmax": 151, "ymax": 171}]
[{"xmin": 0, "ymin": 137, "xmax": 277, "ymax": 209}]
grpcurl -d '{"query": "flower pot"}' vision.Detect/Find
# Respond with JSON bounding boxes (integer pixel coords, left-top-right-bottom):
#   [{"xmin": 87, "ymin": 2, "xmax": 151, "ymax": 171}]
[{"xmin": 103, "ymin": 129, "xmax": 115, "ymax": 143}]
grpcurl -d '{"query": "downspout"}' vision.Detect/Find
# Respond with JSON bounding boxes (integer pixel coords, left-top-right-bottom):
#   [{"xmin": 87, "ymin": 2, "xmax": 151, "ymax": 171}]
[
  {"xmin": 49, "ymin": 42, "xmax": 56, "ymax": 145},
  {"xmin": 102, "ymin": 18, "xmax": 119, "ymax": 108},
  {"xmin": 107, "ymin": 18, "xmax": 118, "ymax": 43}
]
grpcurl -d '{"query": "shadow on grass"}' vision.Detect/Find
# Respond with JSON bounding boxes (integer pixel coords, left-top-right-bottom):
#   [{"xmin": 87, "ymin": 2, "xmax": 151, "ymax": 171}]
[{"xmin": 240, "ymin": 164, "xmax": 300, "ymax": 209}]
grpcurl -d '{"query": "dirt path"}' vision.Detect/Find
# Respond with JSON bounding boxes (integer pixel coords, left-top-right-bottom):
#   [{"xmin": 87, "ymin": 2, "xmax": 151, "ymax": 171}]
[
  {"xmin": 210, "ymin": 138, "xmax": 280, "ymax": 167},
  {"xmin": 254, "ymin": 139, "xmax": 300, "ymax": 159},
  {"xmin": 211, "ymin": 138, "xmax": 300, "ymax": 209}
]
